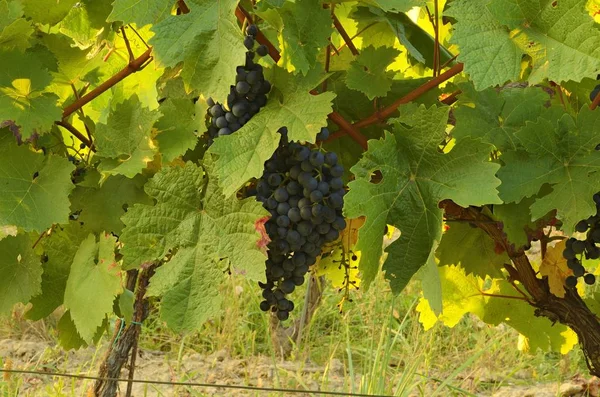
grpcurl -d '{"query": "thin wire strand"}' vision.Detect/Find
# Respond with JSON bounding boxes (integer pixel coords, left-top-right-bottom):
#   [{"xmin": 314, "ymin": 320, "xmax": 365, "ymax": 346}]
[{"xmin": 0, "ymin": 368, "xmax": 392, "ymax": 397}]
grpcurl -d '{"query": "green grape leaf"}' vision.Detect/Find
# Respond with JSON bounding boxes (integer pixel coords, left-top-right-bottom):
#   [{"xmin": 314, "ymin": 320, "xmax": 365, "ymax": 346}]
[
  {"xmin": 492, "ymin": 197, "xmax": 538, "ymax": 248},
  {"xmin": 26, "ymin": 222, "xmax": 88, "ymax": 320},
  {"xmin": 350, "ymin": 6, "xmax": 453, "ymax": 67},
  {"xmin": 0, "ymin": 0, "xmax": 33, "ymax": 51},
  {"xmin": 344, "ymin": 104, "xmax": 501, "ymax": 291},
  {"xmin": 0, "ymin": 234, "xmax": 42, "ymax": 314},
  {"xmin": 107, "ymin": 0, "xmax": 172, "ymax": 26},
  {"xmin": 57, "ymin": 310, "xmax": 107, "ymax": 350},
  {"xmin": 497, "ymin": 106, "xmax": 600, "ymax": 233},
  {"xmin": 22, "ymin": 0, "xmax": 78, "ymax": 26},
  {"xmin": 346, "ymin": 46, "xmax": 400, "ymax": 100},
  {"xmin": 41, "ymin": 33, "xmax": 105, "ymax": 89},
  {"xmin": 63, "ymin": 233, "xmax": 122, "ymax": 342},
  {"xmin": 436, "ymin": 223, "xmax": 507, "ymax": 278},
  {"xmin": 118, "ymin": 289, "xmax": 135, "ymax": 324},
  {"xmin": 155, "ymin": 98, "xmax": 199, "ymax": 162},
  {"xmin": 120, "ymin": 161, "xmax": 268, "ymax": 271},
  {"xmin": 121, "ymin": 161, "xmax": 268, "ymax": 330},
  {"xmin": 268, "ymin": 0, "xmax": 333, "ymax": 75},
  {"xmin": 209, "ymin": 67, "xmax": 335, "ymax": 196},
  {"xmin": 452, "ymin": 83, "xmax": 550, "ymax": 151},
  {"xmin": 69, "ymin": 174, "xmax": 152, "ymax": 234},
  {"xmin": 148, "ymin": 246, "xmax": 224, "ymax": 331},
  {"xmin": 0, "ymin": 51, "xmax": 61, "ymax": 138},
  {"xmin": 359, "ymin": 0, "xmax": 425, "ymax": 13},
  {"xmin": 447, "ymin": 0, "xmax": 600, "ymax": 89},
  {"xmin": 150, "ymin": 0, "xmax": 245, "ymax": 102},
  {"xmin": 59, "ymin": 0, "xmax": 112, "ymax": 50},
  {"xmin": 95, "ymin": 95, "xmax": 161, "ymax": 178},
  {"xmin": 417, "ymin": 243, "xmax": 442, "ymax": 315},
  {"xmin": 0, "ymin": 130, "xmax": 75, "ymax": 232}
]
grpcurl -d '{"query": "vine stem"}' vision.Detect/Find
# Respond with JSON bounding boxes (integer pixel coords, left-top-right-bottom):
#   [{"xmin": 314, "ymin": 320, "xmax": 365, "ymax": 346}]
[
  {"xmin": 442, "ymin": 201, "xmax": 600, "ymax": 377},
  {"xmin": 591, "ymin": 87, "xmax": 600, "ymax": 110},
  {"xmin": 331, "ymin": 12, "xmax": 359, "ymax": 56},
  {"xmin": 235, "ymin": 4, "xmax": 368, "ymax": 149},
  {"xmin": 353, "ymin": 62, "xmax": 464, "ymax": 129},
  {"xmin": 62, "ymin": 47, "xmax": 153, "ymax": 119},
  {"xmin": 55, "ymin": 120, "xmax": 95, "ymax": 151}
]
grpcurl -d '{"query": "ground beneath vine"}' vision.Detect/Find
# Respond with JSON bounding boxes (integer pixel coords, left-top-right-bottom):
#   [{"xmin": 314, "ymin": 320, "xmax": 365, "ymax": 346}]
[{"xmin": 1, "ymin": 337, "xmax": 599, "ymax": 396}]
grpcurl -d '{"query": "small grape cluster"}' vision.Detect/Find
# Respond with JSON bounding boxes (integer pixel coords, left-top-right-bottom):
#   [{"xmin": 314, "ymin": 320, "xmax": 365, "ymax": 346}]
[
  {"xmin": 205, "ymin": 25, "xmax": 271, "ymax": 144},
  {"xmin": 256, "ymin": 127, "xmax": 346, "ymax": 320},
  {"xmin": 563, "ymin": 193, "xmax": 600, "ymax": 287}
]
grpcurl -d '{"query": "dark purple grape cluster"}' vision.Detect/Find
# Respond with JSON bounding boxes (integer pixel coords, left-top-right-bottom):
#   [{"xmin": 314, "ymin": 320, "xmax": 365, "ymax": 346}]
[
  {"xmin": 256, "ymin": 127, "xmax": 346, "ymax": 321},
  {"xmin": 563, "ymin": 193, "xmax": 600, "ymax": 288},
  {"xmin": 205, "ymin": 25, "xmax": 271, "ymax": 145}
]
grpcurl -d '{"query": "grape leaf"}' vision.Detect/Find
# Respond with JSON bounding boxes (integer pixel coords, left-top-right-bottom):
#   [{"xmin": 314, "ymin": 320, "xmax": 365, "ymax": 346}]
[
  {"xmin": 344, "ymin": 104, "xmax": 502, "ymax": 291},
  {"xmin": 266, "ymin": 0, "xmax": 333, "ymax": 75},
  {"xmin": 447, "ymin": 0, "xmax": 600, "ymax": 89},
  {"xmin": 147, "ymin": 247, "xmax": 224, "ymax": 331},
  {"xmin": 0, "ymin": 130, "xmax": 75, "ymax": 232},
  {"xmin": 95, "ymin": 95, "xmax": 161, "ymax": 178},
  {"xmin": 120, "ymin": 161, "xmax": 268, "ymax": 272},
  {"xmin": 0, "ymin": 0, "xmax": 33, "ymax": 51},
  {"xmin": 350, "ymin": 6, "xmax": 453, "ymax": 67},
  {"xmin": 107, "ymin": 0, "xmax": 172, "ymax": 26},
  {"xmin": 155, "ymin": 98, "xmax": 199, "ymax": 162},
  {"xmin": 59, "ymin": 0, "xmax": 112, "ymax": 50},
  {"xmin": 121, "ymin": 161, "xmax": 268, "ymax": 330},
  {"xmin": 0, "ymin": 234, "xmax": 42, "ymax": 314},
  {"xmin": 346, "ymin": 46, "xmax": 400, "ymax": 100},
  {"xmin": 150, "ymin": 0, "xmax": 245, "ymax": 103},
  {"xmin": 0, "ymin": 51, "xmax": 61, "ymax": 138},
  {"xmin": 26, "ymin": 222, "xmax": 88, "ymax": 320},
  {"xmin": 482, "ymin": 281, "xmax": 577, "ymax": 353},
  {"xmin": 22, "ymin": 0, "xmax": 78, "ymax": 26},
  {"xmin": 416, "ymin": 265, "xmax": 487, "ymax": 329},
  {"xmin": 452, "ymin": 83, "xmax": 550, "ymax": 151},
  {"xmin": 539, "ymin": 240, "xmax": 571, "ymax": 298},
  {"xmin": 417, "ymin": 243, "xmax": 442, "ymax": 315},
  {"xmin": 436, "ymin": 222, "xmax": 507, "ymax": 278},
  {"xmin": 417, "ymin": 265, "xmax": 578, "ymax": 353},
  {"xmin": 359, "ymin": 0, "xmax": 425, "ymax": 13},
  {"xmin": 497, "ymin": 106, "xmax": 600, "ymax": 233},
  {"xmin": 63, "ymin": 233, "xmax": 122, "ymax": 342},
  {"xmin": 57, "ymin": 310, "xmax": 107, "ymax": 350},
  {"xmin": 492, "ymin": 197, "xmax": 538, "ymax": 248},
  {"xmin": 209, "ymin": 67, "xmax": 335, "ymax": 196},
  {"xmin": 69, "ymin": 173, "xmax": 152, "ymax": 234}
]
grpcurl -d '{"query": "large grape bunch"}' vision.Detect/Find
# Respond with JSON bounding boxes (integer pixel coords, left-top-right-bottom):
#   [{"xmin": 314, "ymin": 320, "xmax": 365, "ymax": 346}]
[
  {"xmin": 256, "ymin": 127, "xmax": 346, "ymax": 321},
  {"xmin": 563, "ymin": 193, "xmax": 600, "ymax": 287},
  {"xmin": 205, "ymin": 25, "xmax": 271, "ymax": 144}
]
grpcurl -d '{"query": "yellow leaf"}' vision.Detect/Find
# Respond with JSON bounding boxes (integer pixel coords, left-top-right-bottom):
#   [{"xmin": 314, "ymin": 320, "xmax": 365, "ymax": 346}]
[{"xmin": 539, "ymin": 240, "xmax": 572, "ymax": 298}]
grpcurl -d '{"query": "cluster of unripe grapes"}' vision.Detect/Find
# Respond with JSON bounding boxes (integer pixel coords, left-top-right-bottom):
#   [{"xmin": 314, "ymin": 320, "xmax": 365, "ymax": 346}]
[
  {"xmin": 563, "ymin": 193, "xmax": 600, "ymax": 287},
  {"xmin": 255, "ymin": 127, "xmax": 346, "ymax": 320},
  {"xmin": 205, "ymin": 25, "xmax": 271, "ymax": 143}
]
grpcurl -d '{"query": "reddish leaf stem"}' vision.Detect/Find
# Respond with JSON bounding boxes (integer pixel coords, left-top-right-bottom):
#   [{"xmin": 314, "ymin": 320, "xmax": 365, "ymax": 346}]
[
  {"xmin": 55, "ymin": 120, "xmax": 95, "ymax": 151},
  {"xmin": 353, "ymin": 63, "xmax": 464, "ymax": 128},
  {"xmin": 332, "ymin": 12, "xmax": 359, "ymax": 56},
  {"xmin": 235, "ymin": 6, "xmax": 280, "ymax": 62},
  {"xmin": 592, "ymin": 87, "xmax": 600, "ymax": 110},
  {"xmin": 328, "ymin": 113, "xmax": 368, "ymax": 150},
  {"xmin": 62, "ymin": 47, "xmax": 153, "ymax": 119}
]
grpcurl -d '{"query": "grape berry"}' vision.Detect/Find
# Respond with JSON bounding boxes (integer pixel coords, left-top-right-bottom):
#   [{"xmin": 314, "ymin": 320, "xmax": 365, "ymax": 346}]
[
  {"xmin": 256, "ymin": 127, "xmax": 345, "ymax": 321},
  {"xmin": 204, "ymin": 25, "xmax": 271, "ymax": 144},
  {"xmin": 563, "ymin": 192, "xmax": 600, "ymax": 287}
]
